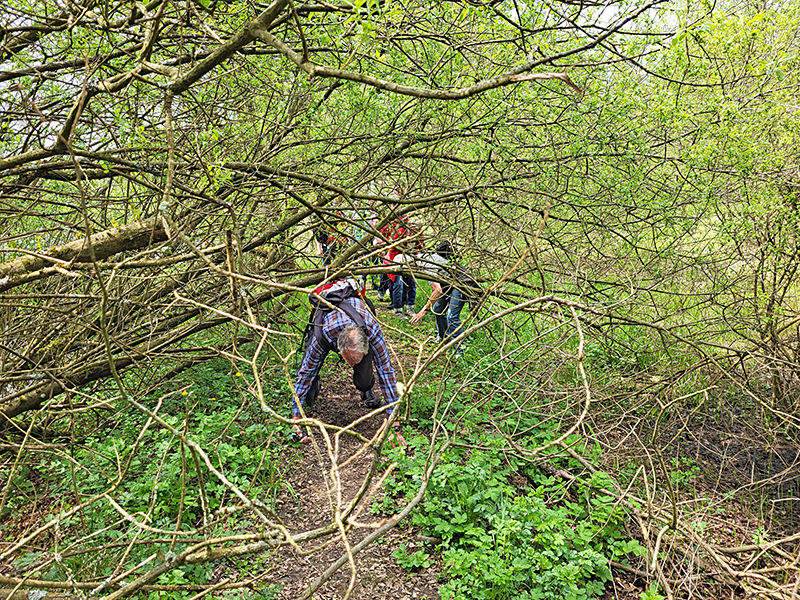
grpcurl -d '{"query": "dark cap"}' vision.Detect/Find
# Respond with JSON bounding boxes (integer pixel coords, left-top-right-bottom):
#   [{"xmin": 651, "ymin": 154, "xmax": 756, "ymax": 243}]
[{"xmin": 435, "ymin": 241, "xmax": 454, "ymax": 260}]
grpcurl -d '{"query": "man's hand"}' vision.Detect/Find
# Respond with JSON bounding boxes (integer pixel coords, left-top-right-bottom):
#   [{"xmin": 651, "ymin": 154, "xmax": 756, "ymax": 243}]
[
  {"xmin": 409, "ymin": 309, "xmax": 426, "ymax": 324},
  {"xmin": 388, "ymin": 428, "xmax": 407, "ymax": 446},
  {"xmin": 291, "ymin": 423, "xmax": 311, "ymax": 443},
  {"xmin": 384, "ymin": 418, "xmax": 407, "ymax": 446}
]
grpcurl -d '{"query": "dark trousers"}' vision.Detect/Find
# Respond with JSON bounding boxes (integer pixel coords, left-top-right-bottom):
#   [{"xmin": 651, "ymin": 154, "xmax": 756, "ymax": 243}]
[
  {"xmin": 378, "ymin": 274, "xmax": 393, "ymax": 296},
  {"xmin": 352, "ymin": 346, "xmax": 375, "ymax": 391},
  {"xmin": 362, "ymin": 255, "xmax": 381, "ymax": 289},
  {"xmin": 391, "ymin": 274, "xmax": 416, "ymax": 309},
  {"xmin": 305, "ymin": 346, "xmax": 375, "ymax": 404}
]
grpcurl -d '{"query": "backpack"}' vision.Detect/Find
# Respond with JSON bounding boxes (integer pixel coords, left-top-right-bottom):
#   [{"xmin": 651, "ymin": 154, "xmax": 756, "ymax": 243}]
[
  {"xmin": 301, "ymin": 277, "xmax": 375, "ymax": 353},
  {"xmin": 444, "ymin": 263, "xmax": 483, "ymax": 307}
]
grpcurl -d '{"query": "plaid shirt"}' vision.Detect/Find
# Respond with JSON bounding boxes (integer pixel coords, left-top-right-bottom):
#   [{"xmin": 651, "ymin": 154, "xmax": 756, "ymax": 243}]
[{"xmin": 293, "ymin": 297, "xmax": 398, "ymax": 417}]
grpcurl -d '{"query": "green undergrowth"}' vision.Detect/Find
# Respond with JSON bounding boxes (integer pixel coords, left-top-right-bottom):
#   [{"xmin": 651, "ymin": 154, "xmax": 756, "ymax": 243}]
[
  {"xmin": 8, "ymin": 356, "xmax": 291, "ymax": 597},
  {"xmin": 378, "ymin": 320, "xmax": 647, "ymax": 600},
  {"xmin": 6, "ymin": 297, "xmax": 662, "ymax": 599},
  {"xmin": 383, "ymin": 429, "xmax": 644, "ymax": 600}
]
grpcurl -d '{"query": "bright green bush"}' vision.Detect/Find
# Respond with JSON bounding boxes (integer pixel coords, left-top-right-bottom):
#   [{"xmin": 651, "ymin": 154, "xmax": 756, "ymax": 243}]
[{"xmin": 386, "ymin": 441, "xmax": 643, "ymax": 600}]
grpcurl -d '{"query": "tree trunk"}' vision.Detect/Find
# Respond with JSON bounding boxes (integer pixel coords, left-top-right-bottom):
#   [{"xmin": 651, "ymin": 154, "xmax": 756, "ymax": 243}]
[{"xmin": 0, "ymin": 217, "xmax": 168, "ymax": 293}]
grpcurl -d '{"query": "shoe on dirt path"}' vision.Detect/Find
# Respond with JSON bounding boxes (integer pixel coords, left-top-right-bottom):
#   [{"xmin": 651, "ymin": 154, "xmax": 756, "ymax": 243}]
[{"xmin": 361, "ymin": 388, "xmax": 383, "ymax": 409}]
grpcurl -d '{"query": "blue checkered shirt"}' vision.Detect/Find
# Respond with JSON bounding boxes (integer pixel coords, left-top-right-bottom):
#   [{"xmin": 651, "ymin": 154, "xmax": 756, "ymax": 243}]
[{"xmin": 293, "ymin": 297, "xmax": 398, "ymax": 417}]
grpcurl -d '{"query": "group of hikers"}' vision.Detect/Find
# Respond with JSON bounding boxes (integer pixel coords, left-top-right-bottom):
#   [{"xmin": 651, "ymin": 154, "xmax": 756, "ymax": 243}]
[{"xmin": 291, "ymin": 199, "xmax": 481, "ymax": 445}]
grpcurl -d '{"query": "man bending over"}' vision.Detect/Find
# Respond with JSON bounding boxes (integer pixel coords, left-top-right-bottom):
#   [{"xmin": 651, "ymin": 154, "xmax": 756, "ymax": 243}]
[{"xmin": 291, "ymin": 294, "xmax": 404, "ymax": 444}]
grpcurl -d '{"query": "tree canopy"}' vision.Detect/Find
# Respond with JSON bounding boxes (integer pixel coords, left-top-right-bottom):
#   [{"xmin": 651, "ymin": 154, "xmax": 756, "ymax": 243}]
[{"xmin": 3, "ymin": 0, "xmax": 800, "ymax": 597}]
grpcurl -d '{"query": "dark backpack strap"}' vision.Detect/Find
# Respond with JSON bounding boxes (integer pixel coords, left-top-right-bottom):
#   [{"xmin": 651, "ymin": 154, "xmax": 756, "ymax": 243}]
[
  {"xmin": 312, "ymin": 305, "xmax": 332, "ymax": 352},
  {"xmin": 363, "ymin": 296, "xmax": 376, "ymax": 316},
  {"xmin": 338, "ymin": 301, "xmax": 367, "ymax": 331},
  {"xmin": 311, "ymin": 299, "xmax": 368, "ymax": 353}
]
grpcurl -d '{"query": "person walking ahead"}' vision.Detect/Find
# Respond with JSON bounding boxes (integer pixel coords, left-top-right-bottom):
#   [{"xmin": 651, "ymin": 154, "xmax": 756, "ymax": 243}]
[{"xmin": 409, "ymin": 241, "xmax": 481, "ymax": 354}]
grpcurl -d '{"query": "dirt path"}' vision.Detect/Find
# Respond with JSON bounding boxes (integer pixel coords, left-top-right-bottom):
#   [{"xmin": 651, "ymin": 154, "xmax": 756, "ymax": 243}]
[{"xmin": 269, "ymin": 357, "xmax": 441, "ymax": 600}]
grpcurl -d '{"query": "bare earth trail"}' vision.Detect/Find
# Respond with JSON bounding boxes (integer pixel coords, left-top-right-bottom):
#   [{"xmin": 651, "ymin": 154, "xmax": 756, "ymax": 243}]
[{"xmin": 268, "ymin": 354, "xmax": 442, "ymax": 600}]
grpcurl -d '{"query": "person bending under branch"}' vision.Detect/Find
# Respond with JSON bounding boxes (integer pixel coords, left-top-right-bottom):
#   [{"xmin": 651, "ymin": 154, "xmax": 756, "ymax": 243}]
[{"xmin": 291, "ymin": 295, "xmax": 405, "ymax": 444}]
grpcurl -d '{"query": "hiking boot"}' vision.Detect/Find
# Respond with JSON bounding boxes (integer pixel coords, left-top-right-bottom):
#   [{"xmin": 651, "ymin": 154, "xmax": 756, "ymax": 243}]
[
  {"xmin": 361, "ymin": 388, "xmax": 382, "ymax": 409},
  {"xmin": 394, "ymin": 308, "xmax": 408, "ymax": 320},
  {"xmin": 404, "ymin": 304, "xmax": 415, "ymax": 315}
]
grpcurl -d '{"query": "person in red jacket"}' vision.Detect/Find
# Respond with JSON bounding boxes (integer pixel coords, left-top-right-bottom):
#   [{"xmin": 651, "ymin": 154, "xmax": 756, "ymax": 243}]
[{"xmin": 380, "ymin": 206, "xmax": 421, "ymax": 319}]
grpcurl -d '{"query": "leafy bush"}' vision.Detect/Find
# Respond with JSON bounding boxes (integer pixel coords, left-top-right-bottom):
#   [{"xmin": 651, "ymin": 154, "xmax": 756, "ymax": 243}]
[{"xmin": 386, "ymin": 442, "xmax": 643, "ymax": 600}]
